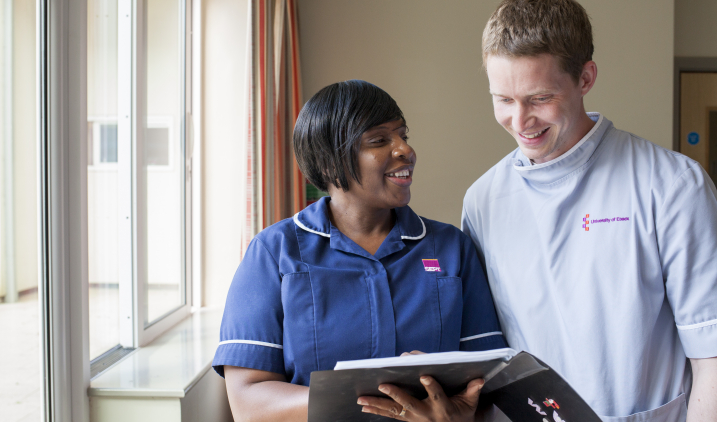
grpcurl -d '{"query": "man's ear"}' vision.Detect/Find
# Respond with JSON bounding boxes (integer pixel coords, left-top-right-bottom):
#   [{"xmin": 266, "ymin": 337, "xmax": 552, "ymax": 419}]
[{"xmin": 580, "ymin": 61, "xmax": 598, "ymax": 97}]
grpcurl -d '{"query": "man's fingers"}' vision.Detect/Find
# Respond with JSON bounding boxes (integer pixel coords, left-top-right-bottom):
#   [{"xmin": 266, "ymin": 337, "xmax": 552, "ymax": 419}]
[{"xmin": 419, "ymin": 375, "xmax": 450, "ymax": 405}]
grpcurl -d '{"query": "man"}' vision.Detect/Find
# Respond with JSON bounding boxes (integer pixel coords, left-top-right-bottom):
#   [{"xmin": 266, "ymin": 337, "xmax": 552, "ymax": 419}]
[{"xmin": 462, "ymin": 0, "xmax": 717, "ymax": 421}]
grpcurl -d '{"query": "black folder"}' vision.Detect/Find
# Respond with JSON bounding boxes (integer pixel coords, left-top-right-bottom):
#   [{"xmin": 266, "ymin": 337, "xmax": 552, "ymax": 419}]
[{"xmin": 308, "ymin": 350, "xmax": 601, "ymax": 422}]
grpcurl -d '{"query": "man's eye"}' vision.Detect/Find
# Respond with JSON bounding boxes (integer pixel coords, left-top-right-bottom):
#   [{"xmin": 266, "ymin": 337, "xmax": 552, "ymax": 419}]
[
  {"xmin": 402, "ymin": 135, "xmax": 410, "ymax": 142},
  {"xmin": 499, "ymin": 98, "xmax": 512, "ymax": 103},
  {"xmin": 535, "ymin": 96, "xmax": 551, "ymax": 102}
]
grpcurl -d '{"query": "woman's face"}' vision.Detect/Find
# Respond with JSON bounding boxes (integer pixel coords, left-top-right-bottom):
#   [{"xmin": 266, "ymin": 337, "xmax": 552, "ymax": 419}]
[{"xmin": 339, "ymin": 119, "xmax": 416, "ymax": 210}]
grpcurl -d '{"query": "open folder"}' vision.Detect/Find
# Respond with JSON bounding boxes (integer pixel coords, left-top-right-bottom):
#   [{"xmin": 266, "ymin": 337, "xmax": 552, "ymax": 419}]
[{"xmin": 308, "ymin": 348, "xmax": 601, "ymax": 422}]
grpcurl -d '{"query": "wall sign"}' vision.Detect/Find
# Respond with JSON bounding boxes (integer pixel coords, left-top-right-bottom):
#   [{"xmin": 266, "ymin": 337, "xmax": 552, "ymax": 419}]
[{"xmin": 687, "ymin": 132, "xmax": 700, "ymax": 146}]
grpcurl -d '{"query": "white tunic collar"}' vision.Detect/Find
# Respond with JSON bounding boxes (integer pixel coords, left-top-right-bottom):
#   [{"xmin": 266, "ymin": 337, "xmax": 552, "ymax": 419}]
[{"xmin": 511, "ymin": 113, "xmax": 610, "ymax": 185}]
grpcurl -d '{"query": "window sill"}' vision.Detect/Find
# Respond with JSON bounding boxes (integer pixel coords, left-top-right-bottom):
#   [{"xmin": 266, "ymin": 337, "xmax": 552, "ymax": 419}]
[{"xmin": 89, "ymin": 306, "xmax": 223, "ymax": 398}]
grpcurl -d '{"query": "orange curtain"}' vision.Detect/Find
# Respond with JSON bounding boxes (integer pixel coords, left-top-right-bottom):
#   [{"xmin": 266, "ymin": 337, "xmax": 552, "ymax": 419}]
[{"xmin": 243, "ymin": 0, "xmax": 305, "ymax": 255}]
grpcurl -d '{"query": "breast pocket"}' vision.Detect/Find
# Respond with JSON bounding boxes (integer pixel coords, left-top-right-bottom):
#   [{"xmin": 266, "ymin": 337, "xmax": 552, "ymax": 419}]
[
  {"xmin": 281, "ymin": 268, "xmax": 373, "ymax": 375},
  {"xmin": 599, "ymin": 394, "xmax": 686, "ymax": 422},
  {"xmin": 437, "ymin": 276, "xmax": 463, "ymax": 351}
]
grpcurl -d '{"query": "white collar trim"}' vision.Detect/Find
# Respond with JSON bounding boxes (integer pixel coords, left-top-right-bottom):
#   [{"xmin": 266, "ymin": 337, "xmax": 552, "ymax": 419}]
[
  {"xmin": 293, "ymin": 213, "xmax": 330, "ymax": 238},
  {"xmin": 514, "ymin": 113, "xmax": 603, "ymax": 171},
  {"xmin": 401, "ymin": 217, "xmax": 426, "ymax": 240},
  {"xmin": 293, "ymin": 212, "xmax": 426, "ymax": 240}
]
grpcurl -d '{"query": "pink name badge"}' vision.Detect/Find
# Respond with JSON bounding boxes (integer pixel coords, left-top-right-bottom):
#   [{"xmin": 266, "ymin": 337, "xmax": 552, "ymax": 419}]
[{"xmin": 422, "ymin": 259, "xmax": 441, "ymax": 272}]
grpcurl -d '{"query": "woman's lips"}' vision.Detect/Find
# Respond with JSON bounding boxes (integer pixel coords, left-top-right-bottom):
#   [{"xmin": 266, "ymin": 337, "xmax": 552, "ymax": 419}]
[
  {"xmin": 385, "ymin": 175, "xmax": 412, "ymax": 187},
  {"xmin": 385, "ymin": 168, "xmax": 413, "ymax": 187}
]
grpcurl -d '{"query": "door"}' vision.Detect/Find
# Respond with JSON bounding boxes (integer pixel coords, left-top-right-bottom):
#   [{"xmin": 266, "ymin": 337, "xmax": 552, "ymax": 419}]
[{"xmin": 679, "ymin": 72, "xmax": 717, "ymax": 185}]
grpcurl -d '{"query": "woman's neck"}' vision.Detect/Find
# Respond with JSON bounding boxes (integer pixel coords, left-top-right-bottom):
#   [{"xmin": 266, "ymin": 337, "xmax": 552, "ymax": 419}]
[{"xmin": 326, "ymin": 195, "xmax": 394, "ymax": 255}]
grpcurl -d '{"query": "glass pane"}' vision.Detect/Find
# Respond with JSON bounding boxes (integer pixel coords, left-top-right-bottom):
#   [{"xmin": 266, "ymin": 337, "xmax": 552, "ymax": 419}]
[
  {"xmin": 0, "ymin": 0, "xmax": 41, "ymax": 420},
  {"xmin": 100, "ymin": 124, "xmax": 118, "ymax": 163},
  {"xmin": 87, "ymin": 0, "xmax": 121, "ymax": 360},
  {"xmin": 145, "ymin": 0, "xmax": 184, "ymax": 324}
]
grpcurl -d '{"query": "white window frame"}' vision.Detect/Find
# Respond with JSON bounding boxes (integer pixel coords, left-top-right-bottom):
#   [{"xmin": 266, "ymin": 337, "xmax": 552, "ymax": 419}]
[
  {"xmin": 41, "ymin": 0, "xmax": 197, "ymax": 419},
  {"xmin": 40, "ymin": 0, "xmax": 91, "ymax": 419},
  {"xmin": 118, "ymin": 0, "xmax": 193, "ymax": 348}
]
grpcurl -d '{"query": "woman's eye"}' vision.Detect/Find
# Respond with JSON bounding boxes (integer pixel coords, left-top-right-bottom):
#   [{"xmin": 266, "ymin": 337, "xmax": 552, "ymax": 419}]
[{"xmin": 402, "ymin": 135, "xmax": 409, "ymax": 142}]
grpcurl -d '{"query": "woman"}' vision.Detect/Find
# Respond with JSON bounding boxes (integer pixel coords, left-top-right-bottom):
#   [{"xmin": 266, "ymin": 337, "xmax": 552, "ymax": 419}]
[{"xmin": 212, "ymin": 80, "xmax": 506, "ymax": 421}]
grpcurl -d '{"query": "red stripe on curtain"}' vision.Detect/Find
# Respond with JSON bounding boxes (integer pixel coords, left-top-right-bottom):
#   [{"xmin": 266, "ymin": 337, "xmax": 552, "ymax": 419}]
[
  {"xmin": 259, "ymin": 0, "xmax": 268, "ymax": 230},
  {"xmin": 243, "ymin": 0, "xmax": 305, "ymax": 256},
  {"xmin": 288, "ymin": 0, "xmax": 305, "ymax": 214}
]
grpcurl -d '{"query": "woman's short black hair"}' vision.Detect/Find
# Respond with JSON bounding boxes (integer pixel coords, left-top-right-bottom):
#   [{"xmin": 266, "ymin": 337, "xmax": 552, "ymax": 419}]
[{"xmin": 293, "ymin": 80, "xmax": 405, "ymax": 192}]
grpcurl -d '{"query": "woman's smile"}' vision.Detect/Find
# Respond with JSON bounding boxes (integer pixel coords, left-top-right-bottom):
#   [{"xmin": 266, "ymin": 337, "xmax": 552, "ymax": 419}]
[{"xmin": 385, "ymin": 165, "xmax": 414, "ymax": 187}]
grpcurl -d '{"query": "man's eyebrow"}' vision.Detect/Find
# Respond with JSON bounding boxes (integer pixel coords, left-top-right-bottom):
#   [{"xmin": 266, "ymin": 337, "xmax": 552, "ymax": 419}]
[
  {"xmin": 529, "ymin": 90, "xmax": 553, "ymax": 96},
  {"xmin": 489, "ymin": 90, "xmax": 554, "ymax": 96}
]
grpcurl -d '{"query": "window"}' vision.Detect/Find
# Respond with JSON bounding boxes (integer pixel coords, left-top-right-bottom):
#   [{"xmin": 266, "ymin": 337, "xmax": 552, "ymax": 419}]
[{"xmin": 87, "ymin": 0, "xmax": 194, "ymax": 373}]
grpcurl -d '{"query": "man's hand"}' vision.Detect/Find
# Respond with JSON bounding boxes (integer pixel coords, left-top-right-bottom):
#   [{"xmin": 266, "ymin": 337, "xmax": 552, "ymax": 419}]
[
  {"xmin": 687, "ymin": 357, "xmax": 717, "ymax": 422},
  {"xmin": 357, "ymin": 376, "xmax": 485, "ymax": 422}
]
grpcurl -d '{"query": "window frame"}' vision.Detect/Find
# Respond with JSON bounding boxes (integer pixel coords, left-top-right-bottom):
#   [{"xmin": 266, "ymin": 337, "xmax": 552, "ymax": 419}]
[
  {"xmin": 41, "ymin": 0, "xmax": 198, "ymax": 419},
  {"xmin": 130, "ymin": 0, "xmax": 193, "ymax": 347}
]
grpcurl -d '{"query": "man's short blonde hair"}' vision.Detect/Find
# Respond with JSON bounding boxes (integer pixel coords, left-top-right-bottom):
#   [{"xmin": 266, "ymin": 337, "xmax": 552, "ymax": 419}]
[{"xmin": 482, "ymin": 0, "xmax": 594, "ymax": 82}]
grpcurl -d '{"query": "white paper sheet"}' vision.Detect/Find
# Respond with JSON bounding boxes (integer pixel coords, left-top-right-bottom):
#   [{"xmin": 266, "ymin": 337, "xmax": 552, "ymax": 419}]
[{"xmin": 334, "ymin": 348, "xmax": 518, "ymax": 370}]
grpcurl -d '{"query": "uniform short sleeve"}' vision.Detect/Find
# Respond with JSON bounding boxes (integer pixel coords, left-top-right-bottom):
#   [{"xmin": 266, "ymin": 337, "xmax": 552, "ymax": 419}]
[
  {"xmin": 212, "ymin": 237, "xmax": 285, "ymax": 378},
  {"xmin": 457, "ymin": 234, "xmax": 508, "ymax": 352},
  {"xmin": 657, "ymin": 164, "xmax": 717, "ymax": 358}
]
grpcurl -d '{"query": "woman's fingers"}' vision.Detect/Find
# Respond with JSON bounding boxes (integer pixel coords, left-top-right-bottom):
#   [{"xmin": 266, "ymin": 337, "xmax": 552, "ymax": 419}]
[
  {"xmin": 358, "ymin": 377, "xmax": 485, "ymax": 421},
  {"xmin": 419, "ymin": 376, "xmax": 450, "ymax": 406},
  {"xmin": 377, "ymin": 383, "xmax": 424, "ymax": 416},
  {"xmin": 360, "ymin": 404, "xmax": 407, "ymax": 420},
  {"xmin": 400, "ymin": 350, "xmax": 426, "ymax": 357},
  {"xmin": 454, "ymin": 378, "xmax": 485, "ymax": 409},
  {"xmin": 357, "ymin": 396, "xmax": 404, "ymax": 417}
]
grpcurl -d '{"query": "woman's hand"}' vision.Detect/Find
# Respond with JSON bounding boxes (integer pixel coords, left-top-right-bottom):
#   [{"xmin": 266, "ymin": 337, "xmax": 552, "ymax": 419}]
[{"xmin": 357, "ymin": 376, "xmax": 485, "ymax": 422}]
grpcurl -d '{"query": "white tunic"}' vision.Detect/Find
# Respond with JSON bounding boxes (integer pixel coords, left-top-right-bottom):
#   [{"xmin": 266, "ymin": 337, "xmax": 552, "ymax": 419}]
[{"xmin": 462, "ymin": 114, "xmax": 717, "ymax": 422}]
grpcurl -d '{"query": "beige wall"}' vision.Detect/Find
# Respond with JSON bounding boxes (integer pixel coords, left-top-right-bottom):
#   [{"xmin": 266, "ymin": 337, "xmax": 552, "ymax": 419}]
[
  {"xmin": 200, "ymin": 0, "xmax": 249, "ymax": 307},
  {"xmin": 298, "ymin": 0, "xmax": 674, "ymax": 227},
  {"xmin": 675, "ymin": 0, "xmax": 717, "ymax": 57}
]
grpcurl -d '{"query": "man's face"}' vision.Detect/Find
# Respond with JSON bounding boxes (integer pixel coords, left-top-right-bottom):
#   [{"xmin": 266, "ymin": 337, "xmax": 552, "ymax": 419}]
[{"xmin": 486, "ymin": 54, "xmax": 595, "ymax": 164}]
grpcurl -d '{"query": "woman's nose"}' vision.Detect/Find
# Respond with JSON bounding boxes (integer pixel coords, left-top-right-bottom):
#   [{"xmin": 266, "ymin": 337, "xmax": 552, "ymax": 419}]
[{"xmin": 393, "ymin": 138, "xmax": 416, "ymax": 162}]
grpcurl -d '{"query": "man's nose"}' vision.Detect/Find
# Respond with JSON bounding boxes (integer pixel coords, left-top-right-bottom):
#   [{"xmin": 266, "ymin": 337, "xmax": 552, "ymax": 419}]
[{"xmin": 512, "ymin": 103, "xmax": 535, "ymax": 133}]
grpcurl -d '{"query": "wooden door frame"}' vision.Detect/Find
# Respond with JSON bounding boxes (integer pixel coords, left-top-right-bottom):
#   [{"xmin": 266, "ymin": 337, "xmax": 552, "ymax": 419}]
[
  {"xmin": 674, "ymin": 57, "xmax": 717, "ymax": 152},
  {"xmin": 708, "ymin": 107, "xmax": 717, "ymax": 178}
]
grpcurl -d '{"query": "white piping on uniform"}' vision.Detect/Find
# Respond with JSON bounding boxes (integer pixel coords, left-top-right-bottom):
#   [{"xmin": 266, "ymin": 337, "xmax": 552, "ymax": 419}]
[
  {"xmin": 293, "ymin": 213, "xmax": 330, "ymax": 238},
  {"xmin": 294, "ymin": 212, "xmax": 426, "ymax": 240},
  {"xmin": 218, "ymin": 340, "xmax": 284, "ymax": 349},
  {"xmin": 459, "ymin": 331, "xmax": 503, "ymax": 342},
  {"xmin": 401, "ymin": 217, "xmax": 426, "ymax": 240},
  {"xmin": 676, "ymin": 319, "xmax": 717, "ymax": 331}
]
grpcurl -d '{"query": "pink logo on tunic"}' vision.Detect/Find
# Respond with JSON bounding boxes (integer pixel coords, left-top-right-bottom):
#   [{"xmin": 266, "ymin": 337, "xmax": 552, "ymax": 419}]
[
  {"xmin": 582, "ymin": 214, "xmax": 590, "ymax": 231},
  {"xmin": 422, "ymin": 259, "xmax": 441, "ymax": 272},
  {"xmin": 582, "ymin": 213, "xmax": 630, "ymax": 231}
]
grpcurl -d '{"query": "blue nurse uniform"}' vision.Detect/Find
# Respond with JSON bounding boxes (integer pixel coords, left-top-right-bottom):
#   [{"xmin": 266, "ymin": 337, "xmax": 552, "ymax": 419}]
[{"xmin": 213, "ymin": 197, "xmax": 506, "ymax": 386}]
